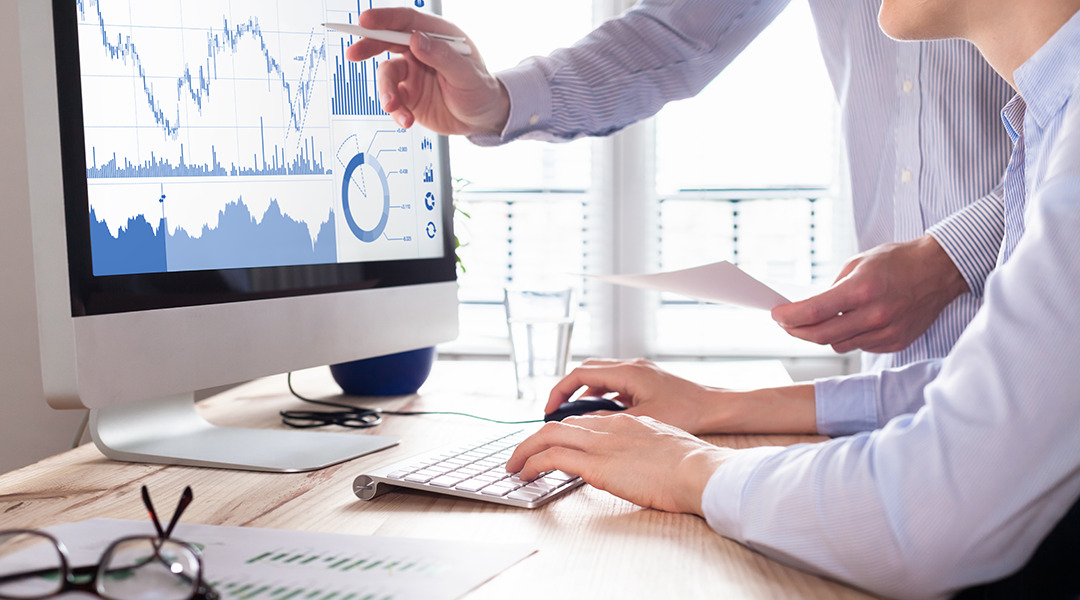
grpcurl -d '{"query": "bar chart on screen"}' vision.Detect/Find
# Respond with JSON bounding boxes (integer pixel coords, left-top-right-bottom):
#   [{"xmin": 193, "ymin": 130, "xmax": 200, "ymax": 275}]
[{"xmin": 43, "ymin": 520, "xmax": 534, "ymax": 600}]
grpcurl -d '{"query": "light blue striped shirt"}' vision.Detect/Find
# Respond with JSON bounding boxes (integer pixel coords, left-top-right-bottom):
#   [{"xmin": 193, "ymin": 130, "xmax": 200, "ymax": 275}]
[
  {"xmin": 706, "ymin": 11, "xmax": 1080, "ymax": 599},
  {"xmin": 473, "ymin": 0, "xmax": 1013, "ymax": 372}
]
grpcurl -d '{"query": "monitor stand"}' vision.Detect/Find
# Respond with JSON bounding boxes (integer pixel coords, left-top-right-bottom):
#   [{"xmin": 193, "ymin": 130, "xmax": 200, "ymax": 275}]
[{"xmin": 88, "ymin": 394, "xmax": 398, "ymax": 472}]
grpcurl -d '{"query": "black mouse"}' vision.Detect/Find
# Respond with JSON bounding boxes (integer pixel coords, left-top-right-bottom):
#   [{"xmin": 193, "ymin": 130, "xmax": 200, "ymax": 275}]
[{"xmin": 544, "ymin": 397, "xmax": 627, "ymax": 422}]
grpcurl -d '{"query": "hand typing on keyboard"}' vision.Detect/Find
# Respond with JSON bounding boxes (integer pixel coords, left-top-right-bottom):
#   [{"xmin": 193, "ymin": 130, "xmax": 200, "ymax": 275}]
[
  {"xmin": 354, "ymin": 428, "xmax": 584, "ymax": 508},
  {"xmin": 506, "ymin": 415, "xmax": 737, "ymax": 516}
]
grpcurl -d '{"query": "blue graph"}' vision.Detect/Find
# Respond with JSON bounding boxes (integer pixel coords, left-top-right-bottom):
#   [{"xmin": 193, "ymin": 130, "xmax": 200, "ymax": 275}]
[
  {"xmin": 340, "ymin": 152, "xmax": 390, "ymax": 243},
  {"xmin": 330, "ymin": 3, "xmax": 389, "ymax": 117},
  {"xmin": 87, "ymin": 120, "xmax": 328, "ymax": 179},
  {"xmin": 332, "ymin": 41, "xmax": 388, "ymax": 117},
  {"xmin": 89, "ymin": 208, "xmax": 168, "ymax": 276},
  {"xmin": 166, "ymin": 198, "xmax": 337, "ymax": 272},
  {"xmin": 78, "ymin": 0, "xmax": 330, "ymax": 178},
  {"xmin": 89, "ymin": 191, "xmax": 337, "ymax": 275}
]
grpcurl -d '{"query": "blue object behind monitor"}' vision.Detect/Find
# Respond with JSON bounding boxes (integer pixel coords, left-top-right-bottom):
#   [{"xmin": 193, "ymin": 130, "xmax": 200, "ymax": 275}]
[{"xmin": 330, "ymin": 347, "xmax": 438, "ymax": 396}]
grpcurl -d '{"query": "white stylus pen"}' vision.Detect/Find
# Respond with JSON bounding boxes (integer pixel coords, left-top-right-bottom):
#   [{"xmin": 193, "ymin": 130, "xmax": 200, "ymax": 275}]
[{"xmin": 323, "ymin": 22, "xmax": 472, "ymax": 55}]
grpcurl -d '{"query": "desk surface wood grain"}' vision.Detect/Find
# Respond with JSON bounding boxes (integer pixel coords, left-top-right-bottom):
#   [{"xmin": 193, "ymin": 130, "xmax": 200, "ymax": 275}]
[{"xmin": 0, "ymin": 360, "xmax": 879, "ymax": 600}]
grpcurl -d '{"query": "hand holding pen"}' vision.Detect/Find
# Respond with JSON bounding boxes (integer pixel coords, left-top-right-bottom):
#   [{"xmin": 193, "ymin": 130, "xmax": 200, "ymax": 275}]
[{"xmin": 337, "ymin": 7, "xmax": 510, "ymax": 136}]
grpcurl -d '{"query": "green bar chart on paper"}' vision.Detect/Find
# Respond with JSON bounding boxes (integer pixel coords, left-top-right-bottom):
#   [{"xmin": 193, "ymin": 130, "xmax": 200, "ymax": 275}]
[
  {"xmin": 42, "ymin": 519, "xmax": 536, "ymax": 600},
  {"xmin": 212, "ymin": 578, "xmax": 392, "ymax": 600},
  {"xmin": 244, "ymin": 548, "xmax": 435, "ymax": 574},
  {"xmin": 206, "ymin": 547, "xmax": 447, "ymax": 600}
]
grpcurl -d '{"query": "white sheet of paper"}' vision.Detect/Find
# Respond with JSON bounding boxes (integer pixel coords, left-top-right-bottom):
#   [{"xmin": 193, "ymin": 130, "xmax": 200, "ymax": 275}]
[
  {"xmin": 42, "ymin": 519, "xmax": 535, "ymax": 600},
  {"xmin": 587, "ymin": 261, "xmax": 790, "ymax": 310}
]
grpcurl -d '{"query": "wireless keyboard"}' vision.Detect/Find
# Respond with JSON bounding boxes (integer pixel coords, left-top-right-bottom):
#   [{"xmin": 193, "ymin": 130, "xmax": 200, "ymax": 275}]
[{"xmin": 353, "ymin": 428, "xmax": 584, "ymax": 508}]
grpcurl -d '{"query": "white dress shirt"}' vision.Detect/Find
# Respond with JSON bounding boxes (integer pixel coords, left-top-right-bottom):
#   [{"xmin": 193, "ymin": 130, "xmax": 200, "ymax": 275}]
[
  {"xmin": 704, "ymin": 11, "xmax": 1080, "ymax": 599},
  {"xmin": 472, "ymin": 0, "xmax": 1013, "ymax": 372}
]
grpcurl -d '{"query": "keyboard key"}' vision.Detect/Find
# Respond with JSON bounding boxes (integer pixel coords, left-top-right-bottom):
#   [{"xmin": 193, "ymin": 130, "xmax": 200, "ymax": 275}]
[
  {"xmin": 404, "ymin": 470, "xmax": 441, "ymax": 483},
  {"xmin": 429, "ymin": 475, "xmax": 467, "ymax": 488},
  {"xmin": 507, "ymin": 488, "xmax": 545, "ymax": 502},
  {"xmin": 481, "ymin": 483, "xmax": 515, "ymax": 497},
  {"xmin": 545, "ymin": 470, "xmax": 577, "ymax": 482},
  {"xmin": 454, "ymin": 479, "xmax": 489, "ymax": 493},
  {"xmin": 523, "ymin": 479, "xmax": 562, "ymax": 495}
]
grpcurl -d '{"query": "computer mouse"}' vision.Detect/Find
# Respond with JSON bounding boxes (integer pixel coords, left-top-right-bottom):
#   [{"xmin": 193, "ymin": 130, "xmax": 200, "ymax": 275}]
[{"xmin": 544, "ymin": 397, "xmax": 627, "ymax": 422}]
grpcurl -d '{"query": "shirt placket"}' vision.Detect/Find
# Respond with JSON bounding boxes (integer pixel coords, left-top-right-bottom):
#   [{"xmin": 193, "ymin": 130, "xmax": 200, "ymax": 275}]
[
  {"xmin": 892, "ymin": 43, "xmax": 924, "ymax": 242},
  {"xmin": 999, "ymin": 100, "xmax": 1028, "ymax": 264}
]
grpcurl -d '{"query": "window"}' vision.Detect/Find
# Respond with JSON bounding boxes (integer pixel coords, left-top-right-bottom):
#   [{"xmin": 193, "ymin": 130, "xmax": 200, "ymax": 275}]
[
  {"xmin": 441, "ymin": 0, "xmax": 597, "ymax": 356},
  {"xmin": 441, "ymin": 1, "xmax": 854, "ymax": 369},
  {"xmin": 651, "ymin": 2, "xmax": 852, "ymax": 358}
]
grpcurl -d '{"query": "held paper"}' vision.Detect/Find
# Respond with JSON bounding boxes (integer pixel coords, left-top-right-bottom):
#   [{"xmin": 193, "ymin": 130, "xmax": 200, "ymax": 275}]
[{"xmin": 587, "ymin": 261, "xmax": 790, "ymax": 310}]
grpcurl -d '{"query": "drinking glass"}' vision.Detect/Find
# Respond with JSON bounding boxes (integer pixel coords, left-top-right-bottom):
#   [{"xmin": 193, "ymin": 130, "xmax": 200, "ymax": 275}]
[{"xmin": 503, "ymin": 286, "xmax": 576, "ymax": 401}]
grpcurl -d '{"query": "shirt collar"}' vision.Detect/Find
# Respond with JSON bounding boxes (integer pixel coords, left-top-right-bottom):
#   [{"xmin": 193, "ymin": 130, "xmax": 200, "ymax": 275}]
[
  {"xmin": 1000, "ymin": 94, "xmax": 1026, "ymax": 143},
  {"xmin": 1014, "ymin": 9, "xmax": 1080, "ymax": 127}
]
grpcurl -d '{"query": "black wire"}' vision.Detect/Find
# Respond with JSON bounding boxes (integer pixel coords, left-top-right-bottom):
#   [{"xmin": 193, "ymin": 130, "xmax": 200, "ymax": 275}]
[{"xmin": 280, "ymin": 372, "xmax": 544, "ymax": 428}]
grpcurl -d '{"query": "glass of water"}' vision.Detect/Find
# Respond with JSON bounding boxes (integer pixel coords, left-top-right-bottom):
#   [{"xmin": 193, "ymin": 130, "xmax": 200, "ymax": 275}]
[{"xmin": 503, "ymin": 286, "xmax": 576, "ymax": 401}]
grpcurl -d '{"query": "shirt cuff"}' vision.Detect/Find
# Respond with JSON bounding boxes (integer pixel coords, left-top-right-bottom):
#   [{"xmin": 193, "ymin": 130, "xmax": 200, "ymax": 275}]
[
  {"xmin": 926, "ymin": 190, "xmax": 1005, "ymax": 298},
  {"xmin": 701, "ymin": 445, "xmax": 786, "ymax": 541},
  {"xmin": 814, "ymin": 374, "xmax": 879, "ymax": 437},
  {"xmin": 466, "ymin": 62, "xmax": 552, "ymax": 147}
]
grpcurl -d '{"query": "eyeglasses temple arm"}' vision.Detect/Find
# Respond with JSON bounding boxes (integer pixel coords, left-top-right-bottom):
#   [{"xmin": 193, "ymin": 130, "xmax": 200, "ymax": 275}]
[
  {"xmin": 162, "ymin": 486, "xmax": 194, "ymax": 541},
  {"xmin": 140, "ymin": 486, "xmax": 168, "ymax": 540}
]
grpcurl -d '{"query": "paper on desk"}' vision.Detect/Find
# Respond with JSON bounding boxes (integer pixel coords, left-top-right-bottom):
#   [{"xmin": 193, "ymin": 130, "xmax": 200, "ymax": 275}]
[
  {"xmin": 42, "ymin": 519, "xmax": 534, "ymax": 600},
  {"xmin": 587, "ymin": 261, "xmax": 790, "ymax": 310}
]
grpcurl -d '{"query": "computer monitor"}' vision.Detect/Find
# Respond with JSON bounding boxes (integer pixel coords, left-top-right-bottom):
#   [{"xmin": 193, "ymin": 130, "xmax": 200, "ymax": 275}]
[{"xmin": 1, "ymin": 0, "xmax": 458, "ymax": 472}]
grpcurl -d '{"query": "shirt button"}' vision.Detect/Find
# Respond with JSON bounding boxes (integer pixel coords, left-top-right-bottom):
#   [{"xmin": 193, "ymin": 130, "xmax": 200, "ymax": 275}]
[
  {"xmin": 901, "ymin": 169, "xmax": 913, "ymax": 183},
  {"xmin": 528, "ymin": 114, "xmax": 540, "ymax": 126},
  {"xmin": 902, "ymin": 80, "xmax": 914, "ymax": 93}
]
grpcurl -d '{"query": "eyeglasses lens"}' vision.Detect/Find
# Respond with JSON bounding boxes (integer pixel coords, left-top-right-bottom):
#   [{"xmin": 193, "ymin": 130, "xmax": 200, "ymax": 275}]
[
  {"xmin": 0, "ymin": 532, "xmax": 64, "ymax": 599},
  {"xmin": 97, "ymin": 538, "xmax": 200, "ymax": 600}
]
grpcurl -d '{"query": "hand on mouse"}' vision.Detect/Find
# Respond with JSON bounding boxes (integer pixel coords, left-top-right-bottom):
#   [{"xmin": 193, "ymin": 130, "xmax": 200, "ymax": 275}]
[
  {"xmin": 506, "ymin": 414, "xmax": 738, "ymax": 516},
  {"xmin": 544, "ymin": 359, "xmax": 721, "ymax": 434},
  {"xmin": 545, "ymin": 358, "xmax": 819, "ymax": 435},
  {"xmin": 545, "ymin": 397, "xmax": 627, "ymax": 422}
]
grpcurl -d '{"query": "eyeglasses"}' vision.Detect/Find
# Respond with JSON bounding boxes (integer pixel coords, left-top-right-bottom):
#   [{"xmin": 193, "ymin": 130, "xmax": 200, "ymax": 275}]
[{"xmin": 0, "ymin": 486, "xmax": 217, "ymax": 600}]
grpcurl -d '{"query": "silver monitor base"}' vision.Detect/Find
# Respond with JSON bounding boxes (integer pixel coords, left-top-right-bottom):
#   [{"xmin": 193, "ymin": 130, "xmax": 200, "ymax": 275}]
[{"xmin": 88, "ymin": 394, "xmax": 398, "ymax": 472}]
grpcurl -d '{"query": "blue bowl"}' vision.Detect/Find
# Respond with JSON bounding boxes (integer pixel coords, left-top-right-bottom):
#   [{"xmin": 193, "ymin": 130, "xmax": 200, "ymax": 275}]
[{"xmin": 329, "ymin": 346, "xmax": 436, "ymax": 396}]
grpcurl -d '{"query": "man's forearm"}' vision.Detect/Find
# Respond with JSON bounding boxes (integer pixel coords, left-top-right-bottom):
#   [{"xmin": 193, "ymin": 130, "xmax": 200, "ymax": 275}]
[{"xmin": 698, "ymin": 383, "xmax": 817, "ymax": 434}]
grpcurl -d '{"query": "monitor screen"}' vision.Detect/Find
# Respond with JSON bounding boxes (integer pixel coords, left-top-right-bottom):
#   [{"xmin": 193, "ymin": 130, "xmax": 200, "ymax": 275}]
[
  {"xmin": 0, "ymin": 0, "xmax": 459, "ymax": 471},
  {"xmin": 57, "ymin": 0, "xmax": 455, "ymax": 315}
]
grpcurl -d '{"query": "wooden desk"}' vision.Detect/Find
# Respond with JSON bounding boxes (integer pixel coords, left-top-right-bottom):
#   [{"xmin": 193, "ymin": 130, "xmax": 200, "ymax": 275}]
[{"xmin": 0, "ymin": 360, "xmax": 878, "ymax": 599}]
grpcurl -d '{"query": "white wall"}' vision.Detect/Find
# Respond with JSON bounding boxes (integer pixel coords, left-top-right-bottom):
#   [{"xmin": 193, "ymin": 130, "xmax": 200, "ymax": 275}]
[{"xmin": 0, "ymin": 2, "xmax": 89, "ymax": 475}]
